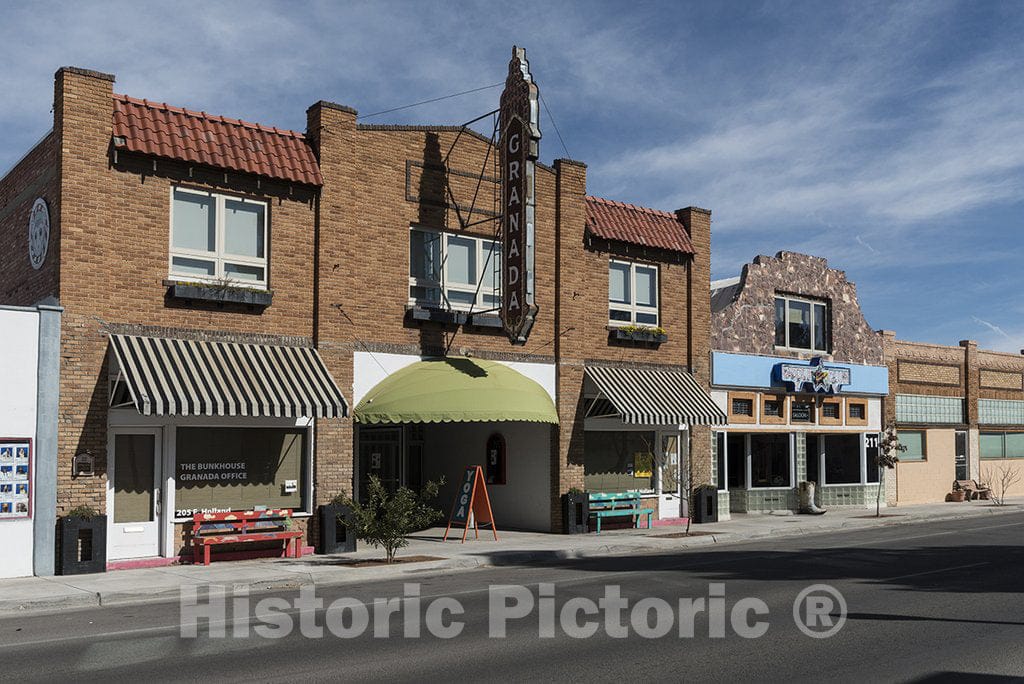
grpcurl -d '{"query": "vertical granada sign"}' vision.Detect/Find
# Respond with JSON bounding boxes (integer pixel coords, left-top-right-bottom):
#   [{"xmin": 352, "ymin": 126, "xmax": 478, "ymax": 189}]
[{"xmin": 499, "ymin": 46, "xmax": 541, "ymax": 344}]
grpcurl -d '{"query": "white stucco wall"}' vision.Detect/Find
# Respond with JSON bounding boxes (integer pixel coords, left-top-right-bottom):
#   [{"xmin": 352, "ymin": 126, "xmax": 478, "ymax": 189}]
[
  {"xmin": 0, "ymin": 308, "xmax": 40, "ymax": 579},
  {"xmin": 425, "ymin": 421, "xmax": 552, "ymax": 532},
  {"xmin": 352, "ymin": 351, "xmax": 556, "ymax": 406}
]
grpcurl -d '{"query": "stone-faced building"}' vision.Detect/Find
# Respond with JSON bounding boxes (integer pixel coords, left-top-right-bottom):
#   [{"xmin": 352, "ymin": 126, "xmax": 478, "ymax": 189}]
[
  {"xmin": 881, "ymin": 333, "xmax": 1024, "ymax": 504},
  {"xmin": 709, "ymin": 252, "xmax": 889, "ymax": 515},
  {"xmin": 0, "ymin": 59, "xmax": 724, "ymax": 570}
]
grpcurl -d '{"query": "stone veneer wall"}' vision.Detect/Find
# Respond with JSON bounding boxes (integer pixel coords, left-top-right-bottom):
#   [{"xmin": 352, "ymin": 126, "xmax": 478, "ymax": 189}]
[{"xmin": 713, "ymin": 251, "xmax": 883, "ymax": 365}]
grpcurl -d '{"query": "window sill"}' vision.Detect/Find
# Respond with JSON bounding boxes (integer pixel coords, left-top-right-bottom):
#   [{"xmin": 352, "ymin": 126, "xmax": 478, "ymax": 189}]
[
  {"xmin": 608, "ymin": 327, "xmax": 668, "ymax": 344},
  {"xmin": 166, "ymin": 280, "xmax": 273, "ymax": 307}
]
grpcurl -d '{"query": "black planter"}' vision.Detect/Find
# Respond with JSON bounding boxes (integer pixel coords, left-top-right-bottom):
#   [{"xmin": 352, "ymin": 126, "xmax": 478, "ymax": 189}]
[
  {"xmin": 610, "ymin": 328, "xmax": 668, "ymax": 344},
  {"xmin": 319, "ymin": 503, "xmax": 357, "ymax": 554},
  {"xmin": 168, "ymin": 282, "xmax": 273, "ymax": 307},
  {"xmin": 563, "ymin": 491, "xmax": 590, "ymax": 534},
  {"xmin": 57, "ymin": 515, "xmax": 107, "ymax": 575}
]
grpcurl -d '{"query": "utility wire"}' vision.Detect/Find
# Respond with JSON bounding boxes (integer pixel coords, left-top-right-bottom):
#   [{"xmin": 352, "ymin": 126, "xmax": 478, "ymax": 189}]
[
  {"xmin": 540, "ymin": 93, "xmax": 571, "ymax": 160},
  {"xmin": 359, "ymin": 82, "xmax": 503, "ymax": 120}
]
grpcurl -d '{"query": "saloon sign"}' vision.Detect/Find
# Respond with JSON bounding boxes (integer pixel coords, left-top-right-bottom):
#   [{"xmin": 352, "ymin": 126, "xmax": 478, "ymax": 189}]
[
  {"xmin": 499, "ymin": 46, "xmax": 541, "ymax": 344},
  {"xmin": 780, "ymin": 358, "xmax": 852, "ymax": 394}
]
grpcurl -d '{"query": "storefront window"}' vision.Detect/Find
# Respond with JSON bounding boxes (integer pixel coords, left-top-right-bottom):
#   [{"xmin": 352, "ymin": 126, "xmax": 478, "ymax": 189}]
[
  {"xmin": 750, "ymin": 433, "xmax": 791, "ymax": 488},
  {"xmin": 726, "ymin": 433, "xmax": 746, "ymax": 488},
  {"xmin": 584, "ymin": 431, "xmax": 656, "ymax": 493},
  {"xmin": 899, "ymin": 431, "xmax": 926, "ymax": 461},
  {"xmin": 823, "ymin": 434, "xmax": 861, "ymax": 484},
  {"xmin": 980, "ymin": 432, "xmax": 1024, "ymax": 459},
  {"xmin": 174, "ymin": 427, "xmax": 307, "ymax": 518}
]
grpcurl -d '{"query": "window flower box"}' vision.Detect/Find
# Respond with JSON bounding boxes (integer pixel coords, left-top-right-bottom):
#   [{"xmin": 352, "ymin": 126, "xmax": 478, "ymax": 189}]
[
  {"xmin": 167, "ymin": 281, "xmax": 273, "ymax": 307},
  {"xmin": 610, "ymin": 326, "xmax": 668, "ymax": 344}
]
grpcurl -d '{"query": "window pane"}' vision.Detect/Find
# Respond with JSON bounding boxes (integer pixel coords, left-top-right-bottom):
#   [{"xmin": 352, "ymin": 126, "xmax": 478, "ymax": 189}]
[
  {"xmin": 486, "ymin": 240, "xmax": 501, "ymax": 292},
  {"xmin": 583, "ymin": 431, "xmax": 656, "ymax": 493},
  {"xmin": 224, "ymin": 263, "xmax": 265, "ymax": 282},
  {"xmin": 980, "ymin": 433, "xmax": 1004, "ymax": 459},
  {"xmin": 609, "ymin": 262, "xmax": 630, "ymax": 304},
  {"xmin": 410, "ymin": 285, "xmax": 441, "ymax": 304},
  {"xmin": 224, "ymin": 199, "xmax": 265, "ymax": 258},
  {"xmin": 447, "ymin": 236, "xmax": 476, "ymax": 285},
  {"xmin": 813, "ymin": 303, "xmax": 827, "ymax": 351},
  {"xmin": 1005, "ymin": 433, "xmax": 1024, "ymax": 458},
  {"xmin": 171, "ymin": 256, "xmax": 215, "ymax": 277},
  {"xmin": 610, "ymin": 309, "xmax": 631, "ymax": 322},
  {"xmin": 750, "ymin": 433, "xmax": 791, "ymax": 488},
  {"xmin": 447, "ymin": 290, "xmax": 476, "ymax": 307},
  {"xmin": 823, "ymin": 434, "xmax": 861, "ymax": 484},
  {"xmin": 635, "ymin": 266, "xmax": 656, "ymax": 307},
  {"xmin": 774, "ymin": 298, "xmax": 786, "ymax": 346},
  {"xmin": 410, "ymin": 230, "xmax": 441, "ymax": 281},
  {"xmin": 788, "ymin": 300, "xmax": 811, "ymax": 349},
  {"xmin": 636, "ymin": 312, "xmax": 658, "ymax": 325},
  {"xmin": 113, "ymin": 434, "xmax": 154, "ymax": 523},
  {"xmin": 899, "ymin": 431, "xmax": 926, "ymax": 460},
  {"xmin": 172, "ymin": 190, "xmax": 215, "ymax": 252}
]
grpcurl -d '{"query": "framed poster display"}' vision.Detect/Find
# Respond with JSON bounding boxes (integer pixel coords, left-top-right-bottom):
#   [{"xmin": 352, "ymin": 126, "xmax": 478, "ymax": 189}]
[{"xmin": 0, "ymin": 438, "xmax": 32, "ymax": 520}]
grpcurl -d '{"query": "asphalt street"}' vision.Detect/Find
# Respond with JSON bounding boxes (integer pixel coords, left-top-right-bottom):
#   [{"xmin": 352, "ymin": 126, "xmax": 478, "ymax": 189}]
[{"xmin": 2, "ymin": 511, "xmax": 1023, "ymax": 683}]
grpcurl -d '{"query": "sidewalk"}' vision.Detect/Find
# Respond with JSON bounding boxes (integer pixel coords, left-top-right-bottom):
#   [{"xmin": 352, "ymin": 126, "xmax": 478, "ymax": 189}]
[{"xmin": 2, "ymin": 497, "xmax": 1021, "ymax": 615}]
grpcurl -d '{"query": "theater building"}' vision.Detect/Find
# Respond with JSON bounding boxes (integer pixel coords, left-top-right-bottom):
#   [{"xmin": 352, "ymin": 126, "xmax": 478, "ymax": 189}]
[
  {"xmin": 881, "ymin": 332, "xmax": 1024, "ymax": 504},
  {"xmin": 709, "ymin": 252, "xmax": 889, "ymax": 515},
  {"xmin": 0, "ymin": 58, "xmax": 722, "ymax": 568}
]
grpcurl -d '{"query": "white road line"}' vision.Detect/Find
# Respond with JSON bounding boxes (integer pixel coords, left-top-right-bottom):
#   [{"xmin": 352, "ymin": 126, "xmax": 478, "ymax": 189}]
[{"xmin": 881, "ymin": 561, "xmax": 990, "ymax": 582}]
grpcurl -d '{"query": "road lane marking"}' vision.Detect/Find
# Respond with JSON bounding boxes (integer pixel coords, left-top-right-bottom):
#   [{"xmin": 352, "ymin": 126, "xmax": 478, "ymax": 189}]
[{"xmin": 881, "ymin": 561, "xmax": 989, "ymax": 582}]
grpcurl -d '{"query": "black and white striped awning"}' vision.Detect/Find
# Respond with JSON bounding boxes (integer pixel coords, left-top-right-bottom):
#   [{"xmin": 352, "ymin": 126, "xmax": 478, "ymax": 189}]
[
  {"xmin": 108, "ymin": 334, "xmax": 348, "ymax": 418},
  {"xmin": 585, "ymin": 365, "xmax": 726, "ymax": 426}
]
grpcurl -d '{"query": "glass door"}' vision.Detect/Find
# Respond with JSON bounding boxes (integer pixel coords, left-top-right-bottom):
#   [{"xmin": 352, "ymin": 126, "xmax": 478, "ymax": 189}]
[
  {"xmin": 358, "ymin": 427, "xmax": 402, "ymax": 501},
  {"xmin": 107, "ymin": 429, "xmax": 162, "ymax": 559},
  {"xmin": 658, "ymin": 432, "xmax": 681, "ymax": 519},
  {"xmin": 955, "ymin": 431, "xmax": 968, "ymax": 480}
]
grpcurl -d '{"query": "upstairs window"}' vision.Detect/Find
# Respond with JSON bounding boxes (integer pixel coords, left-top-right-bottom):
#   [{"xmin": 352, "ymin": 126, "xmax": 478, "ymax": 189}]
[
  {"xmin": 409, "ymin": 228, "xmax": 500, "ymax": 311},
  {"xmin": 170, "ymin": 187, "xmax": 268, "ymax": 288},
  {"xmin": 609, "ymin": 260, "xmax": 659, "ymax": 326},
  {"xmin": 775, "ymin": 295, "xmax": 828, "ymax": 352}
]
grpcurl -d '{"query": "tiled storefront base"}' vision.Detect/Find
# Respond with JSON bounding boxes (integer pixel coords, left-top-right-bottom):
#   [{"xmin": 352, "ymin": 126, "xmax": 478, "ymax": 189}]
[{"xmin": 728, "ymin": 484, "xmax": 883, "ymax": 512}]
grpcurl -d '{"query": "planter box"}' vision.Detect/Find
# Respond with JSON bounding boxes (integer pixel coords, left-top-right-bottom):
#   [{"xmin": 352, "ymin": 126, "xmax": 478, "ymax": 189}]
[
  {"xmin": 57, "ymin": 515, "xmax": 107, "ymax": 575},
  {"xmin": 610, "ymin": 328, "xmax": 668, "ymax": 344},
  {"xmin": 318, "ymin": 503, "xmax": 357, "ymax": 554},
  {"xmin": 168, "ymin": 282, "xmax": 273, "ymax": 307},
  {"xmin": 563, "ymin": 491, "xmax": 590, "ymax": 534}
]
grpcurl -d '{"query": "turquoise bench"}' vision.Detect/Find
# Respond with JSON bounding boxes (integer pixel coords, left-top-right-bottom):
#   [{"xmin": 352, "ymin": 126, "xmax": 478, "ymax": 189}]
[{"xmin": 588, "ymin": 492, "xmax": 654, "ymax": 534}]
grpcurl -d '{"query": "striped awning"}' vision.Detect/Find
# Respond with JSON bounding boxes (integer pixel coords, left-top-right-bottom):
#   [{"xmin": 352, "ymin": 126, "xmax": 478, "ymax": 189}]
[
  {"xmin": 108, "ymin": 334, "xmax": 348, "ymax": 418},
  {"xmin": 585, "ymin": 365, "xmax": 726, "ymax": 426}
]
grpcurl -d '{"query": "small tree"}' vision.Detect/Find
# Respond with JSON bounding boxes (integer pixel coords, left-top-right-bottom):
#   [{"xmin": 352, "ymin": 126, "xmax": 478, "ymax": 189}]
[
  {"xmin": 336, "ymin": 475, "xmax": 445, "ymax": 563},
  {"xmin": 875, "ymin": 425, "xmax": 905, "ymax": 517},
  {"xmin": 983, "ymin": 464, "xmax": 1022, "ymax": 506}
]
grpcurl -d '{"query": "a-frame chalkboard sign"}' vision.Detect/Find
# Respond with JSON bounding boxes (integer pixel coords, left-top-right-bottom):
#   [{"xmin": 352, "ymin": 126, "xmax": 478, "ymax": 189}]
[{"xmin": 443, "ymin": 465, "xmax": 498, "ymax": 542}]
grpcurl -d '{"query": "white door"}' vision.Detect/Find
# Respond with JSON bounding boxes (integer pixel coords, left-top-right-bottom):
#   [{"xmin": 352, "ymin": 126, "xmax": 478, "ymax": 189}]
[
  {"xmin": 108, "ymin": 429, "xmax": 162, "ymax": 559},
  {"xmin": 658, "ymin": 432, "xmax": 681, "ymax": 518}
]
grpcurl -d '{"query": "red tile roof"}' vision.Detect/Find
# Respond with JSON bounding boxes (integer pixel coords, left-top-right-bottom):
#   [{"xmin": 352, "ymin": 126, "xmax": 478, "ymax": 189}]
[
  {"xmin": 585, "ymin": 196, "xmax": 694, "ymax": 254},
  {"xmin": 111, "ymin": 94, "xmax": 322, "ymax": 186}
]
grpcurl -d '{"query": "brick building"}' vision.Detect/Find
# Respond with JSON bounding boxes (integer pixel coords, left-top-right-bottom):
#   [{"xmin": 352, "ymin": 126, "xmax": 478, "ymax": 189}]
[
  {"xmin": 0, "ymin": 58, "xmax": 723, "ymax": 567},
  {"xmin": 881, "ymin": 333, "xmax": 1024, "ymax": 504},
  {"xmin": 709, "ymin": 252, "xmax": 889, "ymax": 515}
]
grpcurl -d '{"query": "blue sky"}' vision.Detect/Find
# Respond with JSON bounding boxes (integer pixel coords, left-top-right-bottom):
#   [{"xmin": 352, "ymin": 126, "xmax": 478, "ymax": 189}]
[{"xmin": 2, "ymin": 1, "xmax": 1021, "ymax": 352}]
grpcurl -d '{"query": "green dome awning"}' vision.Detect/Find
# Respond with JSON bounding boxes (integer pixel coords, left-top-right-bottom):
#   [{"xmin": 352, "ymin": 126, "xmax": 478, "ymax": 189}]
[{"xmin": 354, "ymin": 358, "xmax": 558, "ymax": 425}]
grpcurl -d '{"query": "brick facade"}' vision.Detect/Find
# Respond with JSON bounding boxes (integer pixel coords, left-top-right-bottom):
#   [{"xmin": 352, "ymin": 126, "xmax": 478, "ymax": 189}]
[
  {"xmin": 0, "ymin": 64, "xmax": 718, "ymax": 557},
  {"xmin": 881, "ymin": 332, "xmax": 1024, "ymax": 504}
]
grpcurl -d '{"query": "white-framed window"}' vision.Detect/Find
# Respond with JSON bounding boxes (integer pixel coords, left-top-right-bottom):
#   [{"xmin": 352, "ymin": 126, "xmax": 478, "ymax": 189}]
[
  {"xmin": 609, "ymin": 260, "xmax": 659, "ymax": 326},
  {"xmin": 774, "ymin": 294, "xmax": 828, "ymax": 352},
  {"xmin": 169, "ymin": 187, "xmax": 268, "ymax": 288},
  {"xmin": 409, "ymin": 227, "xmax": 500, "ymax": 312}
]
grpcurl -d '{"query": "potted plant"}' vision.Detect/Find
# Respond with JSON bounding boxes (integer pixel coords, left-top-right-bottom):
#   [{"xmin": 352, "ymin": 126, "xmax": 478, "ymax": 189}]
[
  {"xmin": 318, "ymin": 494, "xmax": 357, "ymax": 554},
  {"xmin": 57, "ymin": 504, "xmax": 107, "ymax": 575},
  {"xmin": 563, "ymin": 487, "xmax": 589, "ymax": 534},
  {"xmin": 948, "ymin": 481, "xmax": 967, "ymax": 502},
  {"xmin": 611, "ymin": 325, "xmax": 668, "ymax": 344}
]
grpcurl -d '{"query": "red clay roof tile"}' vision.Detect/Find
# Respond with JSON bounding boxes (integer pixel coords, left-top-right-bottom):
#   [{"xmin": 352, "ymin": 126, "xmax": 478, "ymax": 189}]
[
  {"xmin": 112, "ymin": 94, "xmax": 322, "ymax": 186},
  {"xmin": 585, "ymin": 196, "xmax": 694, "ymax": 254}
]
